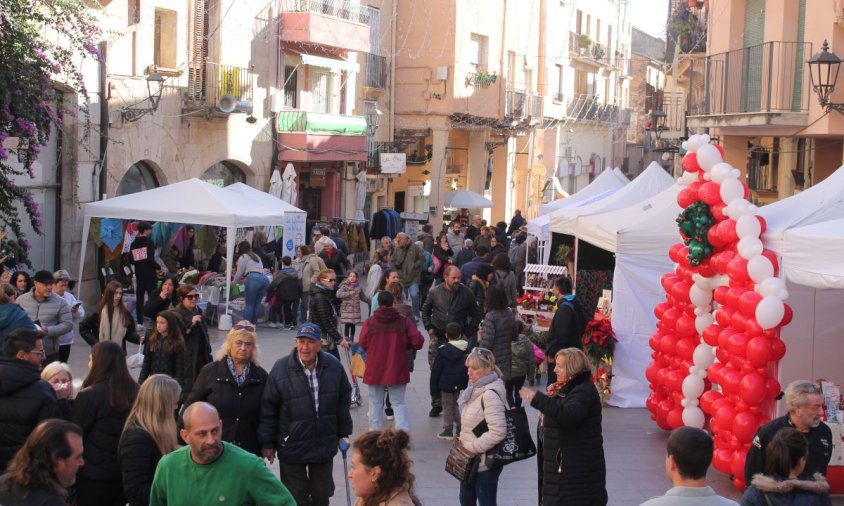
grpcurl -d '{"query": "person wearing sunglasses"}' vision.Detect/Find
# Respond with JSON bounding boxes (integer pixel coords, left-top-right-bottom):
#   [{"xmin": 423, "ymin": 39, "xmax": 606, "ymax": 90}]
[
  {"xmin": 307, "ymin": 269, "xmax": 344, "ymax": 360},
  {"xmin": 0, "ymin": 328, "xmax": 63, "ymax": 470},
  {"xmin": 185, "ymin": 320, "xmax": 268, "ymax": 457},
  {"xmin": 172, "ymin": 284, "xmax": 212, "ymax": 394}
]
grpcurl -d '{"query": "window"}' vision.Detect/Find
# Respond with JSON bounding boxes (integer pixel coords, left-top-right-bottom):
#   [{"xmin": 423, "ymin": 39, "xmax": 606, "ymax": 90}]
[
  {"xmin": 575, "ymin": 70, "xmax": 595, "ymax": 95},
  {"xmin": 468, "ymin": 33, "xmax": 488, "ymax": 71},
  {"xmin": 608, "ymin": 25, "xmax": 612, "ymax": 54},
  {"xmin": 128, "ymin": 0, "xmax": 140, "ymax": 24},
  {"xmin": 555, "ymin": 64, "xmax": 564, "ymax": 100},
  {"xmin": 507, "ymin": 51, "xmax": 516, "ymax": 85},
  {"xmin": 284, "ymin": 66, "xmax": 298, "ymax": 108},
  {"xmin": 586, "ymin": 14, "xmax": 591, "ymax": 36},
  {"xmin": 369, "ymin": 7, "xmax": 381, "ymax": 55},
  {"xmin": 202, "ymin": 161, "xmax": 245, "ymax": 187},
  {"xmin": 117, "ymin": 162, "xmax": 158, "ymax": 196},
  {"xmin": 596, "ymin": 20, "xmax": 601, "ymax": 44},
  {"xmin": 576, "ymin": 10, "xmax": 582, "ymax": 34},
  {"xmin": 310, "ymin": 70, "xmax": 330, "ymax": 113},
  {"xmin": 154, "ymin": 8, "xmax": 177, "ymax": 69}
]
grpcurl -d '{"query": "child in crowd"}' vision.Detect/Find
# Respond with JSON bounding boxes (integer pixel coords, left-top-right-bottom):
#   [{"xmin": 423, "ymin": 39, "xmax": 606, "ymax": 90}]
[
  {"xmin": 336, "ymin": 270, "xmax": 368, "ymax": 342},
  {"xmin": 430, "ymin": 322, "xmax": 469, "ymax": 441},
  {"xmin": 277, "ymin": 256, "xmax": 302, "ymax": 329},
  {"xmin": 509, "ymin": 320, "xmax": 535, "ymax": 408}
]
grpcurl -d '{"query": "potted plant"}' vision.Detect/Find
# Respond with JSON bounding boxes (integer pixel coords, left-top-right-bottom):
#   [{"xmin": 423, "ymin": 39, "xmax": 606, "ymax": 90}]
[{"xmin": 577, "ymin": 33, "xmax": 592, "ymax": 50}]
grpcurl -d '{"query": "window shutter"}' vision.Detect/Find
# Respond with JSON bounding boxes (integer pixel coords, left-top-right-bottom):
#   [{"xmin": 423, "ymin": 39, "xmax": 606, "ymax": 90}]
[{"xmin": 188, "ymin": 0, "xmax": 209, "ymax": 101}]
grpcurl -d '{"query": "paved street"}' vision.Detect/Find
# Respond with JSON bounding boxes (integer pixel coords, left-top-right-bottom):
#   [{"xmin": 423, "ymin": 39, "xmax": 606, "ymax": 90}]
[{"xmin": 66, "ymin": 322, "xmax": 831, "ymax": 505}]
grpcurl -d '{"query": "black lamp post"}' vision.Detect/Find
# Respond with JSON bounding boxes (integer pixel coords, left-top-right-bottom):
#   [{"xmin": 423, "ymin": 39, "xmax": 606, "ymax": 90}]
[
  {"xmin": 121, "ymin": 73, "xmax": 166, "ymax": 122},
  {"xmin": 808, "ymin": 40, "xmax": 844, "ymax": 113}
]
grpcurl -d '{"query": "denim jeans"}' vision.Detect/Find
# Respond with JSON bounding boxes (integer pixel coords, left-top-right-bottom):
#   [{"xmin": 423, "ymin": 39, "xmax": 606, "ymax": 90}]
[
  {"xmin": 403, "ymin": 282, "xmax": 420, "ymax": 317},
  {"xmin": 244, "ymin": 272, "xmax": 269, "ymax": 324},
  {"xmin": 459, "ymin": 462, "xmax": 503, "ymax": 506},
  {"xmin": 367, "ymin": 384, "xmax": 408, "ymax": 431}
]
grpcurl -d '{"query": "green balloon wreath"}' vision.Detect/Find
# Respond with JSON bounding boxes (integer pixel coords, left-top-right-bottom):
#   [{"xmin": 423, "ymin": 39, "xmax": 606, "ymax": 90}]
[{"xmin": 676, "ymin": 201, "xmax": 715, "ymax": 266}]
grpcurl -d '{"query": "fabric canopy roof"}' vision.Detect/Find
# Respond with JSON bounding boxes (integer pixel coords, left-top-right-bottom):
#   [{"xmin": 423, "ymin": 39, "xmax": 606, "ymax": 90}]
[
  {"xmin": 222, "ymin": 182, "xmax": 306, "ymax": 216},
  {"xmin": 782, "ymin": 218, "xmax": 844, "ymax": 289},
  {"xmin": 549, "ymin": 162, "xmax": 675, "ymax": 236},
  {"xmin": 535, "ymin": 167, "xmax": 628, "ymax": 217}
]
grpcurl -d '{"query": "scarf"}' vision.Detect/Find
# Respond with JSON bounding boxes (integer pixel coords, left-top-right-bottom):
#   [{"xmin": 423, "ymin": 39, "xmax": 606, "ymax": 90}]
[
  {"xmin": 471, "ymin": 275, "xmax": 489, "ymax": 291},
  {"xmin": 226, "ymin": 355, "xmax": 251, "ymax": 387},
  {"xmin": 99, "ymin": 307, "xmax": 126, "ymax": 342},
  {"xmin": 458, "ymin": 371, "xmax": 498, "ymax": 412},
  {"xmin": 546, "ymin": 376, "xmax": 570, "ymax": 399}
]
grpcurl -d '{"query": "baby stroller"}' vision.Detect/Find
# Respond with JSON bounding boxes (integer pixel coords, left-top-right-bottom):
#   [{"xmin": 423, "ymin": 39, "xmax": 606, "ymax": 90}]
[{"xmin": 345, "ymin": 343, "xmax": 366, "ymax": 407}]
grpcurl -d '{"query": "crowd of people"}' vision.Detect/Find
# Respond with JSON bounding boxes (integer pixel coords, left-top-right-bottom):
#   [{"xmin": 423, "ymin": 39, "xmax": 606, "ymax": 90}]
[{"xmin": 0, "ymin": 209, "xmax": 837, "ymax": 506}]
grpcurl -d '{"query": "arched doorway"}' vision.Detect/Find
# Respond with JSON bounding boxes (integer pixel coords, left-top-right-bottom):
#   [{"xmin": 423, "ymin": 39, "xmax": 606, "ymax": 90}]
[
  {"xmin": 116, "ymin": 161, "xmax": 159, "ymax": 196},
  {"xmin": 201, "ymin": 161, "xmax": 246, "ymax": 187}
]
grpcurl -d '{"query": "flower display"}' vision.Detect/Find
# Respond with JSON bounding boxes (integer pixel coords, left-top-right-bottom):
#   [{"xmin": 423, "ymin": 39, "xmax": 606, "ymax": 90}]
[{"xmin": 581, "ymin": 314, "xmax": 617, "ymax": 363}]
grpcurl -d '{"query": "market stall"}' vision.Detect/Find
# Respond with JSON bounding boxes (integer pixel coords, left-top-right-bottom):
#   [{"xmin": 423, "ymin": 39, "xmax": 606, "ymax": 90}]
[{"xmin": 79, "ymin": 178, "xmax": 307, "ymax": 326}]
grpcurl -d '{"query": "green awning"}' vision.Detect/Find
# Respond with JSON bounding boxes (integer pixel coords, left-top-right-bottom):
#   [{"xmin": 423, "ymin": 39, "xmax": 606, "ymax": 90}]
[{"xmin": 277, "ymin": 111, "xmax": 367, "ymax": 135}]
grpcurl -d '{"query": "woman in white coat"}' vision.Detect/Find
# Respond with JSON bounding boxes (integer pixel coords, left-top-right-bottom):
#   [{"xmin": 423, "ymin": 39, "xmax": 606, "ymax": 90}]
[{"xmin": 457, "ymin": 347, "xmax": 507, "ymax": 506}]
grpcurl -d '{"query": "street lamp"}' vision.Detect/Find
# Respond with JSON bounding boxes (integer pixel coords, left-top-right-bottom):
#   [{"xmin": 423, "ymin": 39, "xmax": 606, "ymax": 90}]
[
  {"xmin": 807, "ymin": 40, "xmax": 844, "ymax": 113},
  {"xmin": 121, "ymin": 72, "xmax": 166, "ymax": 122},
  {"xmin": 650, "ymin": 110, "xmax": 667, "ymax": 142}
]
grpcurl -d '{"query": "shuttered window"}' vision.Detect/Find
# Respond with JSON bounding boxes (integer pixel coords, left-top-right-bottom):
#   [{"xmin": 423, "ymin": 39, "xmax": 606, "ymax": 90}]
[{"xmin": 188, "ymin": 0, "xmax": 209, "ymax": 101}]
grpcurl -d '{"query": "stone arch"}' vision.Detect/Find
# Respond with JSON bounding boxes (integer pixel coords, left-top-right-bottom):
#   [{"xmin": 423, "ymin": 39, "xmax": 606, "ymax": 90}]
[
  {"xmin": 200, "ymin": 159, "xmax": 251, "ymax": 187},
  {"xmin": 115, "ymin": 160, "xmax": 166, "ymax": 196}
]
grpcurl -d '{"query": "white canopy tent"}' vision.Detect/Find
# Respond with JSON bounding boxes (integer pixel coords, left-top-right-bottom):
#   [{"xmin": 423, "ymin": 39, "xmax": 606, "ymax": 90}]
[
  {"xmin": 536, "ymin": 167, "xmax": 629, "ymax": 217},
  {"xmin": 80, "ymin": 178, "xmax": 307, "ymax": 317},
  {"xmin": 782, "ymin": 218, "xmax": 844, "ymax": 289},
  {"xmin": 549, "ymin": 162, "xmax": 675, "ymax": 235}
]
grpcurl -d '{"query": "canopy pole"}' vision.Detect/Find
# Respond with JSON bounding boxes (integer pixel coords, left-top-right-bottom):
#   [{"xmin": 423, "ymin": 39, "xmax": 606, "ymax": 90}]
[
  {"xmin": 78, "ymin": 217, "xmax": 90, "ymax": 302},
  {"xmin": 572, "ymin": 237, "xmax": 579, "ymax": 295},
  {"xmin": 225, "ymin": 226, "xmax": 235, "ymax": 316}
]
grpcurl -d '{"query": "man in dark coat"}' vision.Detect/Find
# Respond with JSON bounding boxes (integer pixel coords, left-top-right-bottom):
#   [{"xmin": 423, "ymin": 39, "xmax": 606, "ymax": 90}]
[
  {"xmin": 130, "ymin": 221, "xmax": 160, "ymax": 324},
  {"xmin": 421, "ymin": 265, "xmax": 481, "ymax": 416},
  {"xmin": 545, "ymin": 276, "xmax": 586, "ymax": 385},
  {"xmin": 258, "ymin": 323, "xmax": 352, "ymax": 506},
  {"xmin": 744, "ymin": 379, "xmax": 832, "ymax": 485},
  {"xmin": 506, "ymin": 209, "xmax": 526, "ymax": 236},
  {"xmin": 459, "ymin": 245, "xmax": 490, "ymax": 284},
  {"xmin": 0, "ymin": 329, "xmax": 62, "ymax": 469}
]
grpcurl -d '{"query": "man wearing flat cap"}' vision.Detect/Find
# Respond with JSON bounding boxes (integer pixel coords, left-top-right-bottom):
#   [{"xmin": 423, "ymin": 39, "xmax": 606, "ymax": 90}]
[{"xmin": 16, "ymin": 270, "xmax": 72, "ymax": 365}]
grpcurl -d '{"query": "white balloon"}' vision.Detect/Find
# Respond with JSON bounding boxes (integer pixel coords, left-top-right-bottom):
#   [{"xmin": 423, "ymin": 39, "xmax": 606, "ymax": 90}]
[
  {"xmin": 697, "ymin": 144, "xmax": 722, "ymax": 171},
  {"xmin": 757, "ymin": 277, "xmax": 786, "ymax": 297},
  {"xmin": 737, "ymin": 236, "xmax": 764, "ymax": 260},
  {"xmin": 694, "ymin": 307, "xmax": 706, "ymax": 316},
  {"xmin": 732, "ymin": 169, "xmax": 742, "ymax": 178},
  {"xmin": 756, "ymin": 295, "xmax": 785, "ymax": 329},
  {"xmin": 703, "ymin": 172, "xmax": 712, "ymax": 181},
  {"xmin": 681, "ymin": 399, "xmax": 689, "ymax": 408},
  {"xmin": 779, "ymin": 289, "xmax": 790, "ymax": 300},
  {"xmin": 681, "ymin": 140, "xmax": 691, "ymax": 151},
  {"xmin": 695, "ymin": 314, "xmax": 715, "ymax": 334},
  {"xmin": 682, "ymin": 374, "xmax": 705, "ymax": 399},
  {"xmin": 690, "ymin": 284, "xmax": 713, "ymax": 308},
  {"xmin": 733, "ymin": 201, "xmax": 756, "ymax": 218},
  {"xmin": 701, "ymin": 134, "xmax": 711, "ymax": 144},
  {"xmin": 711, "ymin": 163, "xmax": 733, "ymax": 184},
  {"xmin": 747, "ymin": 255, "xmax": 775, "ymax": 283},
  {"xmin": 682, "ymin": 406, "xmax": 706, "ymax": 428},
  {"xmin": 693, "ymin": 343, "xmax": 716, "ymax": 369},
  {"xmin": 721, "ymin": 179, "xmax": 744, "ymax": 204},
  {"xmin": 696, "ymin": 369, "xmax": 707, "ymax": 378},
  {"xmin": 736, "ymin": 214, "xmax": 762, "ymax": 239}
]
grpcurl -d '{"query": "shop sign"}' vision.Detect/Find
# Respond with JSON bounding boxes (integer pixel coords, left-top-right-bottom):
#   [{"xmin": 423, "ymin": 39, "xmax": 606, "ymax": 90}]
[
  {"xmin": 380, "ymin": 153, "xmax": 406, "ymax": 174},
  {"xmin": 309, "ymin": 170, "xmax": 326, "ymax": 187},
  {"xmin": 407, "ymin": 184, "xmax": 424, "ymax": 197}
]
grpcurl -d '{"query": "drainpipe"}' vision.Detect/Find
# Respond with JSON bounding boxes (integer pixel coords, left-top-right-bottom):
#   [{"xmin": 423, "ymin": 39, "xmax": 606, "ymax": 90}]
[
  {"xmin": 390, "ymin": 0, "xmax": 396, "ymax": 142},
  {"xmin": 498, "ymin": 0, "xmax": 507, "ymax": 118},
  {"xmin": 97, "ymin": 41, "xmax": 108, "ymax": 200}
]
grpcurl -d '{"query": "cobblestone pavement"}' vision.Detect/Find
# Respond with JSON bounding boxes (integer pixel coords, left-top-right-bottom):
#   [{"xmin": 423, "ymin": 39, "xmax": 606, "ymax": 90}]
[{"xmin": 67, "ymin": 322, "xmax": 843, "ymax": 505}]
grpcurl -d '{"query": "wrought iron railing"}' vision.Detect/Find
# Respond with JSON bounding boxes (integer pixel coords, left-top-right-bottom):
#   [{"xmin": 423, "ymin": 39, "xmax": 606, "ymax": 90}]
[
  {"xmin": 688, "ymin": 41, "xmax": 811, "ymax": 116},
  {"xmin": 505, "ymin": 89, "xmax": 527, "ymax": 119},
  {"xmin": 365, "ymin": 53, "xmax": 386, "ymax": 88},
  {"xmin": 367, "ymin": 141, "xmax": 400, "ymax": 169},
  {"xmin": 280, "ymin": 0, "xmax": 374, "ymax": 24},
  {"xmin": 187, "ymin": 61, "xmax": 254, "ymax": 106}
]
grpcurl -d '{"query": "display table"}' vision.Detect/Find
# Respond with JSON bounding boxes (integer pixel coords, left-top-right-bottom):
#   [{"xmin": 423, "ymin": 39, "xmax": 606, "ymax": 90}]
[{"xmin": 517, "ymin": 264, "xmax": 567, "ymax": 332}]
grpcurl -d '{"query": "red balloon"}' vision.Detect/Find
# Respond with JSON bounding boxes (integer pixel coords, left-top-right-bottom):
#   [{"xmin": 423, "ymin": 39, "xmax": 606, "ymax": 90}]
[
  {"xmin": 697, "ymin": 260, "xmax": 715, "ymax": 278},
  {"xmin": 667, "ymin": 370, "xmax": 683, "ymax": 392},
  {"xmin": 757, "ymin": 216, "xmax": 767, "ymax": 234},
  {"xmin": 708, "ymin": 363, "xmax": 725, "ymax": 384},
  {"xmin": 646, "ymin": 392, "xmax": 660, "ymax": 414},
  {"xmin": 714, "ymin": 144, "xmax": 726, "ymax": 157},
  {"xmin": 661, "ymin": 334, "xmax": 679, "ymax": 356},
  {"xmin": 738, "ymin": 291, "xmax": 763, "ymax": 317},
  {"xmin": 761, "ymin": 250, "xmax": 779, "ymax": 276},
  {"xmin": 715, "ymin": 345, "xmax": 731, "ymax": 366},
  {"xmin": 668, "ymin": 408, "xmax": 684, "ymax": 429},
  {"xmin": 713, "ymin": 448, "xmax": 732, "ymax": 475},
  {"xmin": 657, "ymin": 400, "xmax": 674, "ymax": 430},
  {"xmin": 661, "ymin": 273, "xmax": 679, "ymax": 293},
  {"xmin": 707, "ymin": 226, "xmax": 726, "ymax": 248},
  {"xmin": 676, "ymin": 338, "xmax": 696, "ymax": 360},
  {"xmin": 662, "ymin": 308, "xmax": 681, "ymax": 330},
  {"xmin": 727, "ymin": 332, "xmax": 750, "ymax": 358},
  {"xmin": 677, "ymin": 187, "xmax": 697, "ymax": 209},
  {"xmin": 744, "ymin": 183, "xmax": 751, "ymax": 199},
  {"xmin": 718, "ymin": 328, "xmax": 737, "ymax": 349},
  {"xmin": 733, "ymin": 411, "xmax": 759, "ymax": 444},
  {"xmin": 746, "ymin": 337, "xmax": 772, "ymax": 368},
  {"xmin": 724, "ymin": 287, "xmax": 744, "ymax": 308},
  {"xmin": 765, "ymin": 376, "xmax": 782, "ymax": 400},
  {"xmin": 744, "ymin": 318, "xmax": 763, "ymax": 337},
  {"xmin": 727, "ymin": 256, "xmax": 750, "ymax": 284},
  {"xmin": 712, "ymin": 250, "xmax": 737, "ymax": 274},
  {"xmin": 702, "ymin": 324, "xmax": 721, "ymax": 346},
  {"xmin": 713, "ymin": 286, "xmax": 730, "ymax": 305},
  {"xmin": 710, "ymin": 395, "xmax": 733, "ymax": 416},
  {"xmin": 668, "ymin": 243, "xmax": 686, "ymax": 264},
  {"xmin": 730, "ymin": 311, "xmax": 748, "ymax": 333},
  {"xmin": 675, "ymin": 315, "xmax": 697, "ymax": 338},
  {"xmin": 682, "ymin": 152, "xmax": 701, "ymax": 172},
  {"xmin": 698, "ymin": 182, "xmax": 722, "ymax": 205},
  {"xmin": 675, "ymin": 266, "xmax": 692, "ymax": 282},
  {"xmin": 739, "ymin": 372, "xmax": 767, "ymax": 406},
  {"xmin": 715, "ymin": 404, "xmax": 737, "ymax": 432},
  {"xmin": 645, "ymin": 363, "xmax": 661, "ymax": 384},
  {"xmin": 770, "ymin": 338, "xmax": 786, "ymax": 361},
  {"xmin": 733, "ymin": 476, "xmax": 747, "ymax": 492},
  {"xmin": 672, "ymin": 282, "xmax": 692, "ymax": 303},
  {"xmin": 654, "ymin": 301, "xmax": 671, "ymax": 320},
  {"xmin": 722, "ymin": 370, "xmax": 742, "ymax": 395},
  {"xmin": 711, "ymin": 202, "xmax": 727, "ymax": 222},
  {"xmin": 700, "ymin": 390, "xmax": 723, "ymax": 415},
  {"xmin": 720, "ymin": 219, "xmax": 739, "ymax": 244},
  {"xmin": 715, "ymin": 307, "xmax": 734, "ymax": 328},
  {"xmin": 780, "ymin": 304, "xmax": 794, "ymax": 326},
  {"xmin": 730, "ymin": 450, "xmax": 748, "ymax": 481}
]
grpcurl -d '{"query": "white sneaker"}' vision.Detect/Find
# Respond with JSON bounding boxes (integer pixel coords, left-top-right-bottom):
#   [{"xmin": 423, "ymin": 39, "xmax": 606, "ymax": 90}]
[{"xmin": 268, "ymin": 322, "xmax": 278, "ymax": 328}]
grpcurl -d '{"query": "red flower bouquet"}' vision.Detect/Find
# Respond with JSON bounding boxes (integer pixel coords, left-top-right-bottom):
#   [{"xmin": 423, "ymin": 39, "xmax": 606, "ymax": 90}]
[{"xmin": 582, "ymin": 314, "xmax": 617, "ymax": 363}]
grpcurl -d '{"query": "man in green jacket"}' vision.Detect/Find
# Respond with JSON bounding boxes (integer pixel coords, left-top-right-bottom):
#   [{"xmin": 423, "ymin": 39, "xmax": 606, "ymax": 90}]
[
  {"xmin": 150, "ymin": 402, "xmax": 294, "ymax": 506},
  {"xmin": 392, "ymin": 232, "xmax": 425, "ymax": 318}
]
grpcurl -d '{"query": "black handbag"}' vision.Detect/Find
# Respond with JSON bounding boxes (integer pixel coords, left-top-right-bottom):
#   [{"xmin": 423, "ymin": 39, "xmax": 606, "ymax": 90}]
[
  {"xmin": 444, "ymin": 440, "xmax": 480, "ymax": 483},
  {"xmin": 473, "ymin": 391, "xmax": 537, "ymax": 466}
]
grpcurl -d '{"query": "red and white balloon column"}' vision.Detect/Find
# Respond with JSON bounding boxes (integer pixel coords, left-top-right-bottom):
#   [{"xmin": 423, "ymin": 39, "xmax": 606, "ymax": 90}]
[{"xmin": 645, "ymin": 135, "xmax": 792, "ymax": 490}]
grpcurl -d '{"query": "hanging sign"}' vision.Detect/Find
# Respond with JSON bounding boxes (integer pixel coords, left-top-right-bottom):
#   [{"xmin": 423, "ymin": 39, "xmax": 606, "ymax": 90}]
[
  {"xmin": 281, "ymin": 212, "xmax": 307, "ymax": 259},
  {"xmin": 380, "ymin": 153, "xmax": 406, "ymax": 174}
]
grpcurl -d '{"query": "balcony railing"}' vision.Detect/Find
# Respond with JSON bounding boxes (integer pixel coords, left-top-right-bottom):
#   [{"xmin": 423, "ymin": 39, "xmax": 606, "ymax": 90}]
[
  {"xmin": 364, "ymin": 53, "xmax": 386, "ymax": 89},
  {"xmin": 505, "ymin": 89, "xmax": 543, "ymax": 121},
  {"xmin": 569, "ymin": 31, "xmax": 591, "ymax": 56},
  {"xmin": 688, "ymin": 41, "xmax": 811, "ymax": 116},
  {"xmin": 564, "ymin": 94, "xmax": 624, "ymax": 123},
  {"xmin": 281, "ymin": 0, "xmax": 374, "ymax": 25},
  {"xmin": 187, "ymin": 61, "xmax": 254, "ymax": 107}
]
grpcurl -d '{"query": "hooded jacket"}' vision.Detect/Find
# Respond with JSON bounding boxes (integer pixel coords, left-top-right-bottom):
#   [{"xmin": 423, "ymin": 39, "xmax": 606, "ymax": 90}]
[
  {"xmin": 429, "ymin": 340, "xmax": 469, "ymax": 395},
  {"xmin": 299, "ymin": 253, "xmax": 327, "ymax": 293},
  {"xmin": 743, "ymin": 473, "xmax": 832, "ymax": 506},
  {"xmin": 0, "ymin": 359, "xmax": 62, "ymax": 469},
  {"xmin": 0, "ymin": 304, "xmax": 36, "ymax": 357},
  {"xmin": 359, "ymin": 306, "xmax": 424, "ymax": 386},
  {"xmin": 15, "ymin": 290, "xmax": 72, "ymax": 356}
]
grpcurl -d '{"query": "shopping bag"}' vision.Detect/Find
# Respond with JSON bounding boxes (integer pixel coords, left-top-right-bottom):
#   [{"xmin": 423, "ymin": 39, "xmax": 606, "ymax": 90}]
[
  {"xmin": 350, "ymin": 353, "xmax": 366, "ymax": 378},
  {"xmin": 532, "ymin": 341, "xmax": 546, "ymax": 365},
  {"xmin": 444, "ymin": 440, "xmax": 480, "ymax": 483},
  {"xmin": 127, "ymin": 343, "xmax": 144, "ymax": 369},
  {"xmin": 474, "ymin": 391, "xmax": 537, "ymax": 466}
]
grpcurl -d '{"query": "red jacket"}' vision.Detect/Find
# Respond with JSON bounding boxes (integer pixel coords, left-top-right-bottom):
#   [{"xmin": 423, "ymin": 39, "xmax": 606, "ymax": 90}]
[{"xmin": 359, "ymin": 306, "xmax": 424, "ymax": 385}]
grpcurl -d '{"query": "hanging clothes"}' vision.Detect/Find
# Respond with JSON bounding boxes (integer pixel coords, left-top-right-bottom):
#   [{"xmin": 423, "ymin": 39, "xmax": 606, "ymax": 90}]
[
  {"xmin": 196, "ymin": 226, "xmax": 219, "ymax": 257},
  {"xmin": 89, "ymin": 218, "xmax": 104, "ymax": 247}
]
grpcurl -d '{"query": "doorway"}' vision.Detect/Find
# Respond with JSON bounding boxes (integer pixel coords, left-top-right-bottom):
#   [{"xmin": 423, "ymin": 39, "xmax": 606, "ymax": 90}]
[{"xmin": 301, "ymin": 187, "xmax": 322, "ymax": 221}]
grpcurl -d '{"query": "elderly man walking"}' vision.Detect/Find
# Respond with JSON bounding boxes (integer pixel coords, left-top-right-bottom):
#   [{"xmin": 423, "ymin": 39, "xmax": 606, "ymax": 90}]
[
  {"xmin": 16, "ymin": 270, "xmax": 72, "ymax": 365},
  {"xmin": 421, "ymin": 265, "xmax": 481, "ymax": 417},
  {"xmin": 392, "ymin": 232, "xmax": 425, "ymax": 318}
]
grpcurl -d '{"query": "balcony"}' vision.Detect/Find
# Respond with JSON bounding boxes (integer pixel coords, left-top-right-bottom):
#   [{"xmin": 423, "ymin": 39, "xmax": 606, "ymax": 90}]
[
  {"xmin": 186, "ymin": 62, "xmax": 254, "ymax": 113},
  {"xmin": 277, "ymin": 110, "xmax": 367, "ymax": 162},
  {"xmin": 565, "ymin": 94, "xmax": 623, "ymax": 124},
  {"xmin": 280, "ymin": 0, "xmax": 373, "ymax": 53},
  {"xmin": 569, "ymin": 32, "xmax": 611, "ymax": 67},
  {"xmin": 505, "ymin": 89, "xmax": 543, "ymax": 123},
  {"xmin": 687, "ymin": 41, "xmax": 812, "ymax": 129},
  {"xmin": 364, "ymin": 53, "xmax": 386, "ymax": 89}
]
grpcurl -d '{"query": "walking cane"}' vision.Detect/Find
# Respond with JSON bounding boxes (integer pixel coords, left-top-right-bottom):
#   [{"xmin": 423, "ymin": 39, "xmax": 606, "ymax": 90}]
[{"xmin": 339, "ymin": 438, "xmax": 353, "ymax": 506}]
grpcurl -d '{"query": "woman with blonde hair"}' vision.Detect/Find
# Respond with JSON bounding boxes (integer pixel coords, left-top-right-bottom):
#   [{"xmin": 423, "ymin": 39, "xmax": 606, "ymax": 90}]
[
  {"xmin": 456, "ymin": 347, "xmax": 507, "ymax": 506},
  {"xmin": 185, "ymin": 320, "xmax": 268, "ymax": 456},
  {"xmin": 520, "ymin": 347, "xmax": 607, "ymax": 505},
  {"xmin": 118, "ymin": 374, "xmax": 181, "ymax": 506},
  {"xmin": 41, "ymin": 361, "xmax": 74, "ymax": 416}
]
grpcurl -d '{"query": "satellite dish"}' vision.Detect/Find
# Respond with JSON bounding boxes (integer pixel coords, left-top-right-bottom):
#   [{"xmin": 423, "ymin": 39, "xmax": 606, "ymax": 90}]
[{"xmin": 218, "ymin": 94, "xmax": 236, "ymax": 113}]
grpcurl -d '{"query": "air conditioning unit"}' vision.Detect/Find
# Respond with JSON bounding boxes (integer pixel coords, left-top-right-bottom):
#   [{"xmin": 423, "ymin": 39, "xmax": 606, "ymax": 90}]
[{"xmin": 436, "ymin": 66, "xmax": 449, "ymax": 81}]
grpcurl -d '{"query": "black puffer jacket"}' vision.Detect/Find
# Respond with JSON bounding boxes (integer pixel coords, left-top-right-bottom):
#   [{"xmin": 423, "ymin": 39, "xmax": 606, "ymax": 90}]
[
  {"xmin": 308, "ymin": 285, "xmax": 342, "ymax": 350},
  {"xmin": 138, "ymin": 339, "xmax": 187, "ymax": 389},
  {"xmin": 531, "ymin": 371, "xmax": 607, "ymax": 506},
  {"xmin": 258, "ymin": 349, "xmax": 352, "ymax": 465},
  {"xmin": 421, "ymin": 282, "xmax": 482, "ymax": 337},
  {"xmin": 480, "ymin": 308, "xmax": 515, "ymax": 382},
  {"xmin": 172, "ymin": 304, "xmax": 212, "ymax": 393},
  {"xmin": 71, "ymin": 382, "xmax": 135, "ymax": 481},
  {"xmin": 118, "ymin": 427, "xmax": 161, "ymax": 506},
  {"xmin": 185, "ymin": 358, "xmax": 268, "ymax": 456},
  {"xmin": 319, "ymin": 249, "xmax": 350, "ymax": 280},
  {"xmin": 429, "ymin": 340, "xmax": 469, "ymax": 396},
  {"xmin": 0, "ymin": 359, "xmax": 62, "ymax": 469}
]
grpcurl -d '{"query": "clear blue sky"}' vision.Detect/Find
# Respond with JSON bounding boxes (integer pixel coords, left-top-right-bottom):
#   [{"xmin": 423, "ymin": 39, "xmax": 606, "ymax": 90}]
[{"xmin": 627, "ymin": 0, "xmax": 670, "ymax": 40}]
